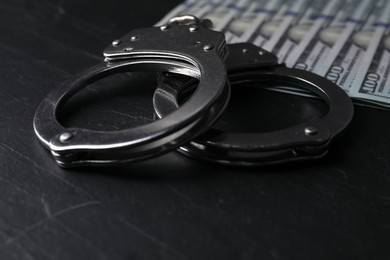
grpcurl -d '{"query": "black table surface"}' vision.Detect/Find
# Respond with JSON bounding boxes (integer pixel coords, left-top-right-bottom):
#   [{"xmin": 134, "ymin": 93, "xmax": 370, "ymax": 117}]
[{"xmin": 1, "ymin": 0, "xmax": 390, "ymax": 259}]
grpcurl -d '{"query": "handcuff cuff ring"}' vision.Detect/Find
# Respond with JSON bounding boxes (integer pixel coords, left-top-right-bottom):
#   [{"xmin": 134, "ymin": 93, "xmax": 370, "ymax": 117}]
[
  {"xmin": 33, "ymin": 15, "xmax": 230, "ymax": 167},
  {"xmin": 153, "ymin": 43, "xmax": 354, "ymax": 166}
]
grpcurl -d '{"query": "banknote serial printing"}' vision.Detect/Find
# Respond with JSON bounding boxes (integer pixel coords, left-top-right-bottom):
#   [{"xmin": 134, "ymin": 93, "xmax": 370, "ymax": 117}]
[{"xmin": 33, "ymin": 15, "xmax": 353, "ymax": 168}]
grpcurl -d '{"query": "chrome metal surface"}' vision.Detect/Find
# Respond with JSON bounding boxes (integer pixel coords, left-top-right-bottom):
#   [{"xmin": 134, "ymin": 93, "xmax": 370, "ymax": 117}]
[
  {"xmin": 33, "ymin": 15, "xmax": 229, "ymax": 168},
  {"xmin": 153, "ymin": 43, "xmax": 354, "ymax": 166}
]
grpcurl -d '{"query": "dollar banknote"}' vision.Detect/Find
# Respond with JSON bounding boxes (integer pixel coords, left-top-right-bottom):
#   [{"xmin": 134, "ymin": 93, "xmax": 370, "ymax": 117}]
[
  {"xmin": 273, "ymin": 0, "xmax": 341, "ymax": 64},
  {"xmin": 311, "ymin": 0, "xmax": 373, "ymax": 76},
  {"xmin": 202, "ymin": 0, "xmax": 251, "ymax": 33},
  {"xmin": 259, "ymin": 0, "xmax": 311, "ymax": 51},
  {"xmin": 226, "ymin": 0, "xmax": 285, "ymax": 43},
  {"xmin": 254, "ymin": 0, "xmax": 343, "ymax": 95},
  {"xmin": 284, "ymin": 0, "xmax": 364, "ymax": 70},
  {"xmin": 350, "ymin": 3, "xmax": 390, "ymax": 105},
  {"xmin": 156, "ymin": 0, "xmax": 390, "ymax": 107},
  {"xmin": 322, "ymin": 0, "xmax": 389, "ymax": 93}
]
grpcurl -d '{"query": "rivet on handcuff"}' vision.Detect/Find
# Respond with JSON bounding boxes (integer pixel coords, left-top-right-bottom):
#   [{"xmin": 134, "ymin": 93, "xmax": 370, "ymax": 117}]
[{"xmin": 33, "ymin": 15, "xmax": 354, "ymax": 168}]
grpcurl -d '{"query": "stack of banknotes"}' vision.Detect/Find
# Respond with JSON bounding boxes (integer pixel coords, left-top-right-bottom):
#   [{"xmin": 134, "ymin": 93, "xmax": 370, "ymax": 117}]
[{"xmin": 156, "ymin": 0, "xmax": 390, "ymax": 108}]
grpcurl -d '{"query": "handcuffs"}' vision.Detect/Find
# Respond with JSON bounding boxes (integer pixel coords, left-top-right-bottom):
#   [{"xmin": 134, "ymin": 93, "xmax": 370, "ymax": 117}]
[{"xmin": 33, "ymin": 15, "xmax": 354, "ymax": 168}]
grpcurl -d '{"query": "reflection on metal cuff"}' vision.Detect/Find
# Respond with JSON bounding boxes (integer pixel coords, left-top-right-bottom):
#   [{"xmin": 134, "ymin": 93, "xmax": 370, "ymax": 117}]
[
  {"xmin": 33, "ymin": 15, "xmax": 230, "ymax": 168},
  {"xmin": 154, "ymin": 43, "xmax": 354, "ymax": 166}
]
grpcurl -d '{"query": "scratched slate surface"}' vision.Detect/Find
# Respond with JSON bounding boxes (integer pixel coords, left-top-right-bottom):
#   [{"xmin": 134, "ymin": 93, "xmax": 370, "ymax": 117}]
[{"xmin": 1, "ymin": 0, "xmax": 390, "ymax": 259}]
